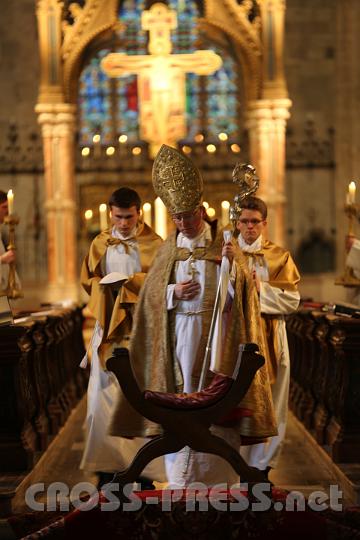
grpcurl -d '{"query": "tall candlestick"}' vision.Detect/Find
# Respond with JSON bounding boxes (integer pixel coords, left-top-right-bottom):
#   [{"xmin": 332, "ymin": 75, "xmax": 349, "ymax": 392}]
[
  {"xmin": 7, "ymin": 189, "xmax": 14, "ymax": 215},
  {"xmin": 2, "ymin": 214, "xmax": 22, "ymax": 298},
  {"xmin": 155, "ymin": 197, "xmax": 167, "ymax": 239},
  {"xmin": 348, "ymin": 181, "xmax": 356, "ymax": 204},
  {"xmin": 99, "ymin": 203, "xmax": 108, "ymax": 231},
  {"xmin": 142, "ymin": 202, "xmax": 152, "ymax": 227}
]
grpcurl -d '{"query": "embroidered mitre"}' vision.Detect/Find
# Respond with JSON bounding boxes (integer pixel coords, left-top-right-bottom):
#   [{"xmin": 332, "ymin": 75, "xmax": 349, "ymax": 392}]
[{"xmin": 152, "ymin": 144, "xmax": 203, "ymax": 214}]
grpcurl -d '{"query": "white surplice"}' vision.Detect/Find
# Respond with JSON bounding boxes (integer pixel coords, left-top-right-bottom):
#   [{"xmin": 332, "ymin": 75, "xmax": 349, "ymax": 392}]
[
  {"xmin": 238, "ymin": 234, "xmax": 300, "ymax": 470},
  {"xmin": 346, "ymin": 239, "xmax": 360, "ymax": 304},
  {"xmin": 164, "ymin": 223, "xmax": 241, "ymax": 487},
  {"xmin": 80, "ymin": 226, "xmax": 166, "ymax": 480}
]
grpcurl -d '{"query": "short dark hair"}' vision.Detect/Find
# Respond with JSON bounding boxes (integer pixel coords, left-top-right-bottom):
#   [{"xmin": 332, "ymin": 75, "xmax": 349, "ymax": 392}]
[
  {"xmin": 0, "ymin": 190, "xmax": 7, "ymax": 204},
  {"xmin": 240, "ymin": 196, "xmax": 267, "ymax": 220},
  {"xmin": 108, "ymin": 187, "xmax": 141, "ymax": 211}
]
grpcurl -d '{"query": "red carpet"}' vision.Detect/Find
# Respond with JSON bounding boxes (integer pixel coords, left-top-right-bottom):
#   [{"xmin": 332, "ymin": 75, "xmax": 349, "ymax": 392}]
[{"xmin": 3, "ymin": 489, "xmax": 360, "ymax": 539}]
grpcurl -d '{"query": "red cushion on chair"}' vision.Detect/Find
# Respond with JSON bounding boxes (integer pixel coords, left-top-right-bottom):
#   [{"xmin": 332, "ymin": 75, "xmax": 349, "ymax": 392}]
[{"xmin": 144, "ymin": 374, "xmax": 233, "ymax": 410}]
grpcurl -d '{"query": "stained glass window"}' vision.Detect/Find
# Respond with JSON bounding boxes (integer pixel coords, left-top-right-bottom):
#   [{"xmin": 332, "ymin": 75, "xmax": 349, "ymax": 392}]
[
  {"xmin": 78, "ymin": 0, "xmax": 239, "ymax": 146},
  {"xmin": 206, "ymin": 56, "xmax": 238, "ymax": 138},
  {"xmin": 115, "ymin": 0, "xmax": 147, "ymax": 142},
  {"xmin": 78, "ymin": 50, "xmax": 112, "ymax": 145}
]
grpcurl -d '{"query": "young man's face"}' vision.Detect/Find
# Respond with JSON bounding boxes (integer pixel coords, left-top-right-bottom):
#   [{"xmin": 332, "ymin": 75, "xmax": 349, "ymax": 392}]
[
  {"xmin": 236, "ymin": 209, "xmax": 266, "ymax": 245},
  {"xmin": 0, "ymin": 200, "xmax": 8, "ymax": 224},
  {"xmin": 110, "ymin": 205, "xmax": 140, "ymax": 236},
  {"xmin": 172, "ymin": 207, "xmax": 204, "ymax": 239}
]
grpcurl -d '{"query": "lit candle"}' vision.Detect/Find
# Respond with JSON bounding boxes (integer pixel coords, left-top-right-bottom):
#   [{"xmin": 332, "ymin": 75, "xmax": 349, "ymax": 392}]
[
  {"xmin": 93, "ymin": 133, "xmax": 101, "ymax": 158},
  {"xmin": 348, "ymin": 181, "xmax": 356, "ymax": 204},
  {"xmin": 84, "ymin": 209, "xmax": 93, "ymax": 221},
  {"xmin": 84, "ymin": 209, "xmax": 93, "ymax": 230},
  {"xmin": 142, "ymin": 202, "xmax": 152, "ymax": 227},
  {"xmin": 7, "ymin": 189, "xmax": 14, "ymax": 215},
  {"xmin": 155, "ymin": 197, "xmax": 167, "ymax": 239},
  {"xmin": 99, "ymin": 203, "xmax": 108, "ymax": 231},
  {"xmin": 221, "ymin": 200, "xmax": 230, "ymax": 226}
]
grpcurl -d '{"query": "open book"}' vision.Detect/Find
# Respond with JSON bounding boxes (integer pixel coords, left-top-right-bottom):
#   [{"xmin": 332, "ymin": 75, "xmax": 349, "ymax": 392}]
[{"xmin": 99, "ymin": 272, "xmax": 130, "ymax": 285}]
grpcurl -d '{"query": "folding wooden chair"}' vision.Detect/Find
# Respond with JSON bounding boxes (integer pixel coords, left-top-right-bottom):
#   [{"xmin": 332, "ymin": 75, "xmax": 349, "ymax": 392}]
[{"xmin": 106, "ymin": 343, "xmax": 268, "ymax": 487}]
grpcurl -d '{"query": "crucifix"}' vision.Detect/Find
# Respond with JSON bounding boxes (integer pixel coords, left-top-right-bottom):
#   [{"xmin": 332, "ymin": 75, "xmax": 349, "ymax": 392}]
[
  {"xmin": 101, "ymin": 2, "xmax": 222, "ymax": 157},
  {"xmin": 188, "ymin": 254, "xmax": 199, "ymax": 282}
]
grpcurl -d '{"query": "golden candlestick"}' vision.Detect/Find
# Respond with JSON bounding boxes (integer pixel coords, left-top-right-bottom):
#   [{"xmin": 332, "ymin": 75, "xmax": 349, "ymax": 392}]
[
  {"xmin": 1, "ymin": 214, "xmax": 23, "ymax": 299},
  {"xmin": 335, "ymin": 202, "xmax": 360, "ymax": 287}
]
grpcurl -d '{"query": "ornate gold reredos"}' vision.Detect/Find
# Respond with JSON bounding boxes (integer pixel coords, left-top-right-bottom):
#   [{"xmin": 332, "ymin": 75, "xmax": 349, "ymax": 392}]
[{"xmin": 152, "ymin": 144, "xmax": 203, "ymax": 214}]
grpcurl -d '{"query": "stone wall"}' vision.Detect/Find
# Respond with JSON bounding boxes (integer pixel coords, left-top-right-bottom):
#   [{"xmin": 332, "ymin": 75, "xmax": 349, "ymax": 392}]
[
  {"xmin": 0, "ymin": 0, "xmax": 47, "ymax": 307},
  {"xmin": 0, "ymin": 0, "xmax": 40, "ymax": 144},
  {"xmin": 335, "ymin": 0, "xmax": 360, "ymax": 272},
  {"xmin": 284, "ymin": 0, "xmax": 337, "ymax": 284}
]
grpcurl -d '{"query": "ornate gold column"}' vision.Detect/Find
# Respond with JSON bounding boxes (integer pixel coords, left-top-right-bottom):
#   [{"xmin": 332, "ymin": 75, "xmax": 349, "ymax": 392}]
[
  {"xmin": 36, "ymin": 104, "xmax": 78, "ymax": 301},
  {"xmin": 36, "ymin": 0, "xmax": 78, "ymax": 301},
  {"xmin": 246, "ymin": 0, "xmax": 290, "ymax": 245},
  {"xmin": 37, "ymin": 0, "xmax": 64, "ymax": 104}
]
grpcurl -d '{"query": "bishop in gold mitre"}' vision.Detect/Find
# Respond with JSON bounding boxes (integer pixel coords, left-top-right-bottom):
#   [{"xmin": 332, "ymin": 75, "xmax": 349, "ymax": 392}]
[{"xmin": 109, "ymin": 145, "xmax": 277, "ymax": 486}]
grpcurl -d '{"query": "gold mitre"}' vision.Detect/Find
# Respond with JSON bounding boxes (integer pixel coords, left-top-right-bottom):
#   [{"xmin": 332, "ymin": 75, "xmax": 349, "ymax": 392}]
[{"xmin": 152, "ymin": 144, "xmax": 203, "ymax": 214}]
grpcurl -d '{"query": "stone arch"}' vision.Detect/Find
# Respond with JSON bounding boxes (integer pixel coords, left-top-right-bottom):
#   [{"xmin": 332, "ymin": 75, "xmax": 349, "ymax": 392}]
[
  {"xmin": 201, "ymin": 0, "xmax": 262, "ymax": 102},
  {"xmin": 61, "ymin": 0, "xmax": 119, "ymax": 103}
]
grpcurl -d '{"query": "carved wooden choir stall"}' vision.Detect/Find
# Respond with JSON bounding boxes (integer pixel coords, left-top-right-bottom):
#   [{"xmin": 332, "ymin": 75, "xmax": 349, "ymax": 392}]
[
  {"xmin": 286, "ymin": 307, "xmax": 360, "ymax": 464},
  {"xmin": 0, "ymin": 306, "xmax": 87, "ymax": 473}
]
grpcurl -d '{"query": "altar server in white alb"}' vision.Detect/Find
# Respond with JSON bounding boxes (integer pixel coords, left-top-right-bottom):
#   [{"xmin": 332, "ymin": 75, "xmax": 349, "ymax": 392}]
[
  {"xmin": 236, "ymin": 196, "xmax": 300, "ymax": 477},
  {"xmin": 345, "ymin": 234, "xmax": 360, "ymax": 304},
  {"xmin": 80, "ymin": 187, "xmax": 164, "ymax": 487}
]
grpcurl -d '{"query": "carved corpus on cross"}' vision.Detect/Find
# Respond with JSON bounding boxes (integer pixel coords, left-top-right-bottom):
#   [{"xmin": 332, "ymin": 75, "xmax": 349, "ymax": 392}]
[{"xmin": 101, "ymin": 2, "xmax": 222, "ymax": 157}]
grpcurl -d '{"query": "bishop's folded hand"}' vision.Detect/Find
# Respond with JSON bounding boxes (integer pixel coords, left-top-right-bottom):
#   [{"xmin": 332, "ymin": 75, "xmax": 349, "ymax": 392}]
[{"xmin": 174, "ymin": 279, "xmax": 201, "ymax": 300}]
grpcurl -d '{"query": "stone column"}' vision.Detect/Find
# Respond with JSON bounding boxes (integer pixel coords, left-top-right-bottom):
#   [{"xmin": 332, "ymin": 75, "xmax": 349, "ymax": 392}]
[
  {"xmin": 259, "ymin": 0, "xmax": 287, "ymax": 100},
  {"xmin": 246, "ymin": 99, "xmax": 291, "ymax": 245},
  {"xmin": 36, "ymin": 0, "xmax": 64, "ymax": 104},
  {"xmin": 243, "ymin": 0, "xmax": 291, "ymax": 246},
  {"xmin": 36, "ymin": 1, "xmax": 79, "ymax": 301},
  {"xmin": 36, "ymin": 103, "xmax": 79, "ymax": 301}
]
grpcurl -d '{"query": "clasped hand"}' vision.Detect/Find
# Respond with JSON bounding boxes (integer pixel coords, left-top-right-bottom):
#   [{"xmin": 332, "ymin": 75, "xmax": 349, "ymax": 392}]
[
  {"xmin": 0, "ymin": 249, "xmax": 16, "ymax": 264},
  {"xmin": 345, "ymin": 234, "xmax": 355, "ymax": 253},
  {"xmin": 174, "ymin": 279, "xmax": 201, "ymax": 300},
  {"xmin": 222, "ymin": 241, "xmax": 234, "ymax": 264}
]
